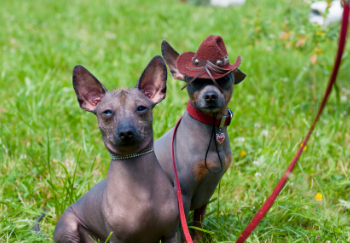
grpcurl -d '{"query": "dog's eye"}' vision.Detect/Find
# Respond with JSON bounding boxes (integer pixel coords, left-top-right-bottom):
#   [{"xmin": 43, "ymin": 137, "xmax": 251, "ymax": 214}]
[
  {"xmin": 221, "ymin": 76, "xmax": 230, "ymax": 82},
  {"xmin": 137, "ymin": 106, "xmax": 147, "ymax": 111},
  {"xmin": 102, "ymin": 109, "xmax": 113, "ymax": 115}
]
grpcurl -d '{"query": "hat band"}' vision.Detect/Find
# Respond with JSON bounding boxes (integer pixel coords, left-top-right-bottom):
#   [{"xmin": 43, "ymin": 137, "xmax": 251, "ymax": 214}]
[
  {"xmin": 181, "ymin": 56, "xmax": 242, "ymax": 93},
  {"xmin": 191, "ymin": 55, "xmax": 229, "ymax": 67}
]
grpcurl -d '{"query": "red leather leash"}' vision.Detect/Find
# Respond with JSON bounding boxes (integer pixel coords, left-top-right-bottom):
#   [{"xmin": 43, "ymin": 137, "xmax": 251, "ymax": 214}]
[
  {"xmin": 171, "ymin": 116, "xmax": 193, "ymax": 243},
  {"xmin": 236, "ymin": 2, "xmax": 350, "ymax": 242}
]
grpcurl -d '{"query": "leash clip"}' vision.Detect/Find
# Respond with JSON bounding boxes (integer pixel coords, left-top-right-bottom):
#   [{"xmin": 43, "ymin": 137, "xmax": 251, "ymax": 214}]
[
  {"xmin": 219, "ymin": 109, "xmax": 233, "ymax": 128},
  {"xmin": 228, "ymin": 108, "xmax": 233, "ymax": 125}
]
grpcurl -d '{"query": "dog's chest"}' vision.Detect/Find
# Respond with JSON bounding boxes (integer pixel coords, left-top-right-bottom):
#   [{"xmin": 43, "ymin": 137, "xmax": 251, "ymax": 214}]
[
  {"xmin": 104, "ymin": 188, "xmax": 178, "ymax": 241},
  {"xmin": 192, "ymin": 150, "xmax": 232, "ymax": 182},
  {"xmin": 190, "ymin": 151, "xmax": 232, "ymax": 209}
]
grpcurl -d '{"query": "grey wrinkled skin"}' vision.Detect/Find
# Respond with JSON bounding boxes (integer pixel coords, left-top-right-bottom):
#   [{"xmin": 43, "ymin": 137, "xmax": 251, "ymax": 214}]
[
  {"xmin": 54, "ymin": 56, "xmax": 180, "ymax": 243},
  {"xmin": 155, "ymin": 40, "xmax": 246, "ymax": 241}
]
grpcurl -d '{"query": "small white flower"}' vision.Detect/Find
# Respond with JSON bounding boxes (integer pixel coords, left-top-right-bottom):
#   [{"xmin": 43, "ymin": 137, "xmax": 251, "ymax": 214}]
[
  {"xmin": 19, "ymin": 154, "xmax": 27, "ymax": 159},
  {"xmin": 265, "ymin": 46, "xmax": 272, "ymax": 52},
  {"xmin": 234, "ymin": 137, "xmax": 245, "ymax": 142},
  {"xmin": 290, "ymin": 182, "xmax": 294, "ymax": 186},
  {"xmin": 255, "ymin": 172, "xmax": 261, "ymax": 177},
  {"xmin": 253, "ymin": 161, "xmax": 260, "ymax": 166},
  {"xmin": 261, "ymin": 130, "xmax": 268, "ymax": 137},
  {"xmin": 254, "ymin": 123, "xmax": 261, "ymax": 128},
  {"xmin": 341, "ymin": 96, "xmax": 347, "ymax": 102}
]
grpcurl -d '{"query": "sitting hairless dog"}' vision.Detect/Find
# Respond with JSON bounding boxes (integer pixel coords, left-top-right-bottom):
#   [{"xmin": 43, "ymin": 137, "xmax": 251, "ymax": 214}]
[
  {"xmin": 154, "ymin": 35, "xmax": 246, "ymax": 241},
  {"xmin": 54, "ymin": 56, "xmax": 180, "ymax": 243}
]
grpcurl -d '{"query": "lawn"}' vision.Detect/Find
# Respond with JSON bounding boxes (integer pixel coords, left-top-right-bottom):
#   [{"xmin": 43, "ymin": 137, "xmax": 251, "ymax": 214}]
[{"xmin": 0, "ymin": 0, "xmax": 349, "ymax": 242}]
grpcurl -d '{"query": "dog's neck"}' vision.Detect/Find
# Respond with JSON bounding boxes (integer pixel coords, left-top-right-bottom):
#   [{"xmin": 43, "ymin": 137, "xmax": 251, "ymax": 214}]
[
  {"xmin": 180, "ymin": 111, "xmax": 229, "ymax": 140},
  {"xmin": 108, "ymin": 147, "xmax": 158, "ymax": 176},
  {"xmin": 202, "ymin": 105, "xmax": 230, "ymax": 120},
  {"xmin": 110, "ymin": 147, "xmax": 154, "ymax": 160},
  {"xmin": 186, "ymin": 101, "xmax": 232, "ymax": 127},
  {"xmin": 105, "ymin": 149, "xmax": 160, "ymax": 198}
]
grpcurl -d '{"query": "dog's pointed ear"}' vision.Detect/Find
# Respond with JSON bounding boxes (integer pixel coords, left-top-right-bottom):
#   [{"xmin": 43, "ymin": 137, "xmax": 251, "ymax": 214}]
[
  {"xmin": 136, "ymin": 56, "xmax": 167, "ymax": 105},
  {"xmin": 161, "ymin": 40, "xmax": 185, "ymax": 81},
  {"xmin": 72, "ymin": 65, "xmax": 107, "ymax": 112},
  {"xmin": 233, "ymin": 69, "xmax": 246, "ymax": 85}
]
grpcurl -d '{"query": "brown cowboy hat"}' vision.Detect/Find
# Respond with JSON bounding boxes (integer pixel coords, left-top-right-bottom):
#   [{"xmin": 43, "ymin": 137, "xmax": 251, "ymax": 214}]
[{"xmin": 176, "ymin": 35, "xmax": 243, "ymax": 82}]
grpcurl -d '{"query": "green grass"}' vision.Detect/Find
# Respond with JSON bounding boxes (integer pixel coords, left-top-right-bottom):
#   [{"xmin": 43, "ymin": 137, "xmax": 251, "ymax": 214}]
[{"xmin": 1, "ymin": 0, "xmax": 350, "ymax": 242}]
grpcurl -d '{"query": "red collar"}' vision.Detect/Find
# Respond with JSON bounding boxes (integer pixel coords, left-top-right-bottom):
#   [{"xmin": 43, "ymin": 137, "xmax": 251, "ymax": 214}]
[{"xmin": 186, "ymin": 101, "xmax": 232, "ymax": 127}]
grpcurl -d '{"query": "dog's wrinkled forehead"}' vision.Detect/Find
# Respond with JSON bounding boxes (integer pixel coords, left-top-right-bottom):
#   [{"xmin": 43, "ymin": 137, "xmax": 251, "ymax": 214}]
[
  {"xmin": 96, "ymin": 88, "xmax": 152, "ymax": 111},
  {"xmin": 110, "ymin": 89, "xmax": 132, "ymax": 105},
  {"xmin": 112, "ymin": 88, "xmax": 130, "ymax": 101}
]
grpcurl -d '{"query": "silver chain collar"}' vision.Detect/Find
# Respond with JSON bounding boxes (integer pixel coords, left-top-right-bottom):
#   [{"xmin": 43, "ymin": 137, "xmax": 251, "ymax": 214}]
[{"xmin": 110, "ymin": 148, "xmax": 154, "ymax": 160}]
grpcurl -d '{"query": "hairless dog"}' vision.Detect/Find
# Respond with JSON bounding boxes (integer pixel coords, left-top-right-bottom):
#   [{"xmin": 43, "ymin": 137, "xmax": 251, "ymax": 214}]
[
  {"xmin": 154, "ymin": 36, "xmax": 246, "ymax": 242},
  {"xmin": 53, "ymin": 56, "xmax": 180, "ymax": 243}
]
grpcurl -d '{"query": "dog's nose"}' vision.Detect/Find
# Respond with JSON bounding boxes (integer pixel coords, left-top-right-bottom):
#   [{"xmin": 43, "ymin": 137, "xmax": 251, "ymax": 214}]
[
  {"xmin": 204, "ymin": 92, "xmax": 218, "ymax": 102},
  {"xmin": 118, "ymin": 127, "xmax": 134, "ymax": 140}
]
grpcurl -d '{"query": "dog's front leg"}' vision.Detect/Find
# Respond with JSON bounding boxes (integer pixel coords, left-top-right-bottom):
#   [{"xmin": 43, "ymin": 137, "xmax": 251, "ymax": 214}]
[
  {"xmin": 163, "ymin": 231, "xmax": 181, "ymax": 243},
  {"xmin": 53, "ymin": 207, "xmax": 88, "ymax": 243},
  {"xmin": 192, "ymin": 203, "xmax": 208, "ymax": 242}
]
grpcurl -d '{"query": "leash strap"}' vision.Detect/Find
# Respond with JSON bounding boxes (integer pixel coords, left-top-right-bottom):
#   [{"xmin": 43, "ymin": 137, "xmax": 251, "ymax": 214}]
[
  {"xmin": 172, "ymin": 116, "xmax": 193, "ymax": 243},
  {"xmin": 236, "ymin": 2, "xmax": 350, "ymax": 242}
]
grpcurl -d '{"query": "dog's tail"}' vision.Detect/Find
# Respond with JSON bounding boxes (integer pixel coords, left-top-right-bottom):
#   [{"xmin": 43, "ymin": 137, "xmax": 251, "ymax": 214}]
[{"xmin": 35, "ymin": 213, "xmax": 46, "ymax": 232}]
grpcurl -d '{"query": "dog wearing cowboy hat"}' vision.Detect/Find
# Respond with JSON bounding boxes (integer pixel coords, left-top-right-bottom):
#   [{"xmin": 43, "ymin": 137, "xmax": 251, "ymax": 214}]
[{"xmin": 154, "ymin": 35, "xmax": 246, "ymax": 241}]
